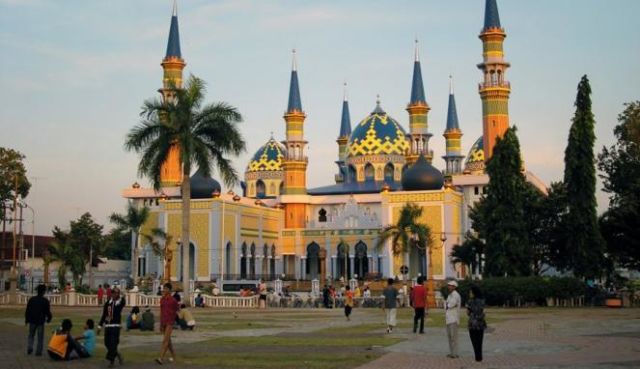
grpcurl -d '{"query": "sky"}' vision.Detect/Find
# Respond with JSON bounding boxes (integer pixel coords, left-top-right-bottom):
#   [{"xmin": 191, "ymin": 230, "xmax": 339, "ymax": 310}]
[{"xmin": 1, "ymin": 0, "xmax": 639, "ymax": 235}]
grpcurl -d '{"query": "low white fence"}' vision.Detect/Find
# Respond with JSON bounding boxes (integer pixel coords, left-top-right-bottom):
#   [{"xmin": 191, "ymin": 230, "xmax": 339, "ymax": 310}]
[{"xmin": 196, "ymin": 295, "xmax": 259, "ymax": 309}]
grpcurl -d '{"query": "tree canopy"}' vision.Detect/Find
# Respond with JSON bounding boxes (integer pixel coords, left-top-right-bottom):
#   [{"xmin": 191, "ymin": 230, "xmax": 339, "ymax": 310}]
[{"xmin": 0, "ymin": 147, "xmax": 31, "ymax": 221}]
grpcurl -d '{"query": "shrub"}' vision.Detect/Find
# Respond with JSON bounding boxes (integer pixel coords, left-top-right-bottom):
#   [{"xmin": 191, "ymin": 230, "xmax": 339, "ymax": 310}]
[{"xmin": 440, "ymin": 276, "xmax": 585, "ymax": 306}]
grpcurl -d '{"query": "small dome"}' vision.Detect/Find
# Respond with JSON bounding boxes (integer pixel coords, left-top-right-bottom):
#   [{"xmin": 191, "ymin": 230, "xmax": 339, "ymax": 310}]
[
  {"xmin": 347, "ymin": 100, "xmax": 409, "ymax": 157},
  {"xmin": 401, "ymin": 155, "xmax": 444, "ymax": 191},
  {"xmin": 464, "ymin": 136, "xmax": 485, "ymax": 173},
  {"xmin": 246, "ymin": 137, "xmax": 286, "ymax": 172},
  {"xmin": 190, "ymin": 168, "xmax": 222, "ymax": 199}
]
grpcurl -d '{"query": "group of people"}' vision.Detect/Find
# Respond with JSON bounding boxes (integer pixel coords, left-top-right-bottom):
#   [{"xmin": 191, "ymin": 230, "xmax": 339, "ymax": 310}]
[{"xmin": 380, "ymin": 278, "xmax": 486, "ymax": 362}]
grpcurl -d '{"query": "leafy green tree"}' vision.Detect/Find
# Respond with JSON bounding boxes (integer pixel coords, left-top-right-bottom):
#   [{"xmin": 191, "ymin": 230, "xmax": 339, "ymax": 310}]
[
  {"xmin": 538, "ymin": 182, "xmax": 569, "ymax": 273},
  {"xmin": 48, "ymin": 227, "xmax": 85, "ymax": 287},
  {"xmin": 477, "ymin": 126, "xmax": 531, "ymax": 277},
  {"xmin": 377, "ymin": 202, "xmax": 433, "ymax": 255},
  {"xmin": 109, "ymin": 203, "xmax": 150, "ymax": 280},
  {"xmin": 125, "ymin": 75, "xmax": 245, "ymax": 296},
  {"xmin": 0, "ymin": 147, "xmax": 31, "ymax": 221},
  {"xmin": 103, "ymin": 228, "xmax": 131, "ymax": 260},
  {"xmin": 48, "ymin": 213, "xmax": 104, "ymax": 287},
  {"xmin": 598, "ymin": 101, "xmax": 640, "ymax": 269},
  {"xmin": 562, "ymin": 75, "xmax": 605, "ymax": 278}
]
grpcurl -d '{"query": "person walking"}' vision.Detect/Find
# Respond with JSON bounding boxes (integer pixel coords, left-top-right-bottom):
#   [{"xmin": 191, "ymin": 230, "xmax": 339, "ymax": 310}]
[
  {"xmin": 98, "ymin": 287, "xmax": 125, "ymax": 367},
  {"xmin": 410, "ymin": 276, "xmax": 427, "ymax": 334},
  {"xmin": 156, "ymin": 282, "xmax": 179, "ymax": 364},
  {"xmin": 25, "ymin": 284, "xmax": 52, "ymax": 356},
  {"xmin": 382, "ymin": 278, "xmax": 398, "ymax": 333},
  {"xmin": 467, "ymin": 285, "xmax": 487, "ymax": 362},
  {"xmin": 445, "ymin": 280, "xmax": 461, "ymax": 358},
  {"xmin": 344, "ymin": 285, "xmax": 354, "ymax": 321}
]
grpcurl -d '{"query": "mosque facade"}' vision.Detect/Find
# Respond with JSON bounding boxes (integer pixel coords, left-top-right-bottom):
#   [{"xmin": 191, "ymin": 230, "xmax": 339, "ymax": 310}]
[{"xmin": 122, "ymin": 0, "xmax": 546, "ymax": 284}]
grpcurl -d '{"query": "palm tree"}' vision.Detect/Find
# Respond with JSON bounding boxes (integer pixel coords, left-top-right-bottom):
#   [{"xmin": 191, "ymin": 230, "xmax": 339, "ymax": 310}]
[
  {"xmin": 125, "ymin": 75, "xmax": 245, "ymax": 297},
  {"xmin": 142, "ymin": 228, "xmax": 173, "ymax": 282},
  {"xmin": 376, "ymin": 203, "xmax": 433, "ymax": 269},
  {"xmin": 109, "ymin": 202, "xmax": 150, "ymax": 282},
  {"xmin": 48, "ymin": 239, "xmax": 84, "ymax": 288}
]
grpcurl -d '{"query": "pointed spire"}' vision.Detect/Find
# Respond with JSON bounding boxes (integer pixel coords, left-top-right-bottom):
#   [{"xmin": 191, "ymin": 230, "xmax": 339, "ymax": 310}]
[
  {"xmin": 410, "ymin": 39, "xmax": 426, "ymax": 105},
  {"xmin": 165, "ymin": 0, "xmax": 182, "ymax": 58},
  {"xmin": 483, "ymin": 0, "xmax": 502, "ymax": 30},
  {"xmin": 339, "ymin": 82, "xmax": 351, "ymax": 138},
  {"xmin": 372, "ymin": 95, "xmax": 386, "ymax": 114},
  {"xmin": 446, "ymin": 76, "xmax": 460, "ymax": 131},
  {"xmin": 414, "ymin": 37, "xmax": 420, "ymax": 62},
  {"xmin": 287, "ymin": 49, "xmax": 302, "ymax": 113}
]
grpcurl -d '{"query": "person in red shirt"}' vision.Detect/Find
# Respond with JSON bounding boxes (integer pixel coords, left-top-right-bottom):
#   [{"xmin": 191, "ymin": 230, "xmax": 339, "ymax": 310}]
[
  {"xmin": 97, "ymin": 285, "xmax": 104, "ymax": 305},
  {"xmin": 156, "ymin": 283, "xmax": 179, "ymax": 364},
  {"xmin": 411, "ymin": 276, "xmax": 427, "ymax": 334}
]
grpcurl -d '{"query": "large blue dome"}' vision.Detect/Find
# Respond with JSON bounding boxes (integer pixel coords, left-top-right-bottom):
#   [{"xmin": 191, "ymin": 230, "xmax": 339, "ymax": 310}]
[{"xmin": 347, "ymin": 101, "xmax": 409, "ymax": 157}]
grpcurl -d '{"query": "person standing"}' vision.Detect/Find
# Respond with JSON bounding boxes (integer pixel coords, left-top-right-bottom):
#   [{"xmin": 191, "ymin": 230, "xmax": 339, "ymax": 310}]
[
  {"xmin": 445, "ymin": 280, "xmax": 461, "ymax": 358},
  {"xmin": 98, "ymin": 287, "xmax": 125, "ymax": 368},
  {"xmin": 156, "ymin": 283, "xmax": 179, "ymax": 364},
  {"xmin": 382, "ymin": 278, "xmax": 398, "ymax": 333},
  {"xmin": 467, "ymin": 285, "xmax": 487, "ymax": 362},
  {"xmin": 25, "ymin": 284, "xmax": 52, "ymax": 356},
  {"xmin": 410, "ymin": 276, "xmax": 427, "ymax": 334},
  {"xmin": 344, "ymin": 285, "xmax": 354, "ymax": 321},
  {"xmin": 97, "ymin": 285, "xmax": 104, "ymax": 305},
  {"xmin": 259, "ymin": 279, "xmax": 267, "ymax": 309}
]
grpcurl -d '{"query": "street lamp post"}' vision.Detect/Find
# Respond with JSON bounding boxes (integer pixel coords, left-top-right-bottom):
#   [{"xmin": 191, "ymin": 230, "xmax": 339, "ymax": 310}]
[{"xmin": 426, "ymin": 233, "xmax": 446, "ymax": 308}]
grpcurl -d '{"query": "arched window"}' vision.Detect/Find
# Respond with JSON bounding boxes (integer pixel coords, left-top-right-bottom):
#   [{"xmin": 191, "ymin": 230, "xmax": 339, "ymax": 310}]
[
  {"xmin": 364, "ymin": 163, "xmax": 375, "ymax": 182},
  {"xmin": 318, "ymin": 208, "xmax": 327, "ymax": 222},
  {"xmin": 256, "ymin": 180, "xmax": 266, "ymax": 199},
  {"xmin": 384, "ymin": 163, "xmax": 394, "ymax": 182}
]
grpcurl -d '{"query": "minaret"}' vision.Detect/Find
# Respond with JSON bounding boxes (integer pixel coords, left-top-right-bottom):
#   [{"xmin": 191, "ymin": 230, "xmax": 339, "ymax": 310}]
[
  {"xmin": 335, "ymin": 82, "xmax": 351, "ymax": 183},
  {"xmin": 159, "ymin": 0, "xmax": 186, "ymax": 187},
  {"xmin": 442, "ymin": 76, "xmax": 465, "ymax": 175},
  {"xmin": 406, "ymin": 39, "xmax": 433, "ymax": 165},
  {"xmin": 478, "ymin": 0, "xmax": 510, "ymax": 162},
  {"xmin": 281, "ymin": 50, "xmax": 308, "ymax": 228}
]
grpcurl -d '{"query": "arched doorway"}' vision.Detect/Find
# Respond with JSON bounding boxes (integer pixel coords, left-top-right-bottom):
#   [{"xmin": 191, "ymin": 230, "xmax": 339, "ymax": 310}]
[
  {"xmin": 250, "ymin": 243, "xmax": 256, "ymax": 279},
  {"xmin": 225, "ymin": 242, "xmax": 232, "ymax": 279},
  {"xmin": 337, "ymin": 242, "xmax": 351, "ymax": 280},
  {"xmin": 306, "ymin": 242, "xmax": 320, "ymax": 280},
  {"xmin": 270, "ymin": 245, "xmax": 276, "ymax": 280},
  {"xmin": 354, "ymin": 241, "xmax": 368, "ymax": 279},
  {"xmin": 262, "ymin": 244, "xmax": 269, "ymax": 279},
  {"xmin": 256, "ymin": 180, "xmax": 266, "ymax": 198},
  {"xmin": 240, "ymin": 243, "xmax": 247, "ymax": 279}
]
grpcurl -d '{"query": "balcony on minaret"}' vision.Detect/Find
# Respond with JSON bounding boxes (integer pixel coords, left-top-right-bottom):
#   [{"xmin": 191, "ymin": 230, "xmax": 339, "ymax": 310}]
[{"xmin": 479, "ymin": 80, "xmax": 510, "ymax": 90}]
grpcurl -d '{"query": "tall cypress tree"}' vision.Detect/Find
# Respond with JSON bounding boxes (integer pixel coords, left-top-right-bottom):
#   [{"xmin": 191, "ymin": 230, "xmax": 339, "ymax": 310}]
[
  {"xmin": 562, "ymin": 75, "xmax": 605, "ymax": 278},
  {"xmin": 478, "ymin": 126, "xmax": 531, "ymax": 277}
]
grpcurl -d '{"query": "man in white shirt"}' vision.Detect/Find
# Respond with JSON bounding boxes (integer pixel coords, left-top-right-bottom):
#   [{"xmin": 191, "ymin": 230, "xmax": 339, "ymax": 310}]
[{"xmin": 445, "ymin": 280, "xmax": 461, "ymax": 358}]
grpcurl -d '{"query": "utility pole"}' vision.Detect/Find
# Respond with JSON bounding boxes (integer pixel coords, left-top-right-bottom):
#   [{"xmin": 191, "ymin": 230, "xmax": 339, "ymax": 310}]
[{"xmin": 11, "ymin": 175, "xmax": 18, "ymax": 271}]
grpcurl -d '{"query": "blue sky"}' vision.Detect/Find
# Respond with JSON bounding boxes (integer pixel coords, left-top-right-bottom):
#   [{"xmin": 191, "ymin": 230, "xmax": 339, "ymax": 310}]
[{"xmin": 1, "ymin": 0, "xmax": 639, "ymax": 234}]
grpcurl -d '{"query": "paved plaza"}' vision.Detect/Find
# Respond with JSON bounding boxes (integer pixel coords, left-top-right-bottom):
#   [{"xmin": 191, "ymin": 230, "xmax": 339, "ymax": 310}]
[{"xmin": 1, "ymin": 306, "xmax": 639, "ymax": 369}]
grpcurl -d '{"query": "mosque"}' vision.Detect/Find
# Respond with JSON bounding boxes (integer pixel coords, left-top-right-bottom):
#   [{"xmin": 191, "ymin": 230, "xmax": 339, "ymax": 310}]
[{"xmin": 122, "ymin": 0, "xmax": 546, "ymax": 285}]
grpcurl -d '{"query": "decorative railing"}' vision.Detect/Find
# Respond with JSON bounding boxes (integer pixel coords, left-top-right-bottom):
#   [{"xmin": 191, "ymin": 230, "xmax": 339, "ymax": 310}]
[
  {"xmin": 0, "ymin": 293, "xmax": 8, "ymax": 305},
  {"xmin": 76, "ymin": 293, "xmax": 99, "ymax": 306},
  {"xmin": 197, "ymin": 295, "xmax": 259, "ymax": 309},
  {"xmin": 134, "ymin": 293, "xmax": 161, "ymax": 307}
]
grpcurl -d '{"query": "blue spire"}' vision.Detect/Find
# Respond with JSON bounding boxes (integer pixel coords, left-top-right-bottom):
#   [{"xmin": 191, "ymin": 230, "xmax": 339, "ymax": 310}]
[
  {"xmin": 446, "ymin": 76, "xmax": 460, "ymax": 131},
  {"xmin": 410, "ymin": 39, "xmax": 426, "ymax": 105},
  {"xmin": 339, "ymin": 83, "xmax": 351, "ymax": 137},
  {"xmin": 287, "ymin": 49, "xmax": 302, "ymax": 113},
  {"xmin": 165, "ymin": 1, "xmax": 182, "ymax": 58},
  {"xmin": 483, "ymin": 0, "xmax": 502, "ymax": 30}
]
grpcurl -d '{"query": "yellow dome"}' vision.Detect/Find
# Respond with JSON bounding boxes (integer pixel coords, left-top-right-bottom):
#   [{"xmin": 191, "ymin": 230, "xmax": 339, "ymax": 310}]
[
  {"xmin": 246, "ymin": 137, "xmax": 286, "ymax": 172},
  {"xmin": 347, "ymin": 101, "xmax": 409, "ymax": 157}
]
